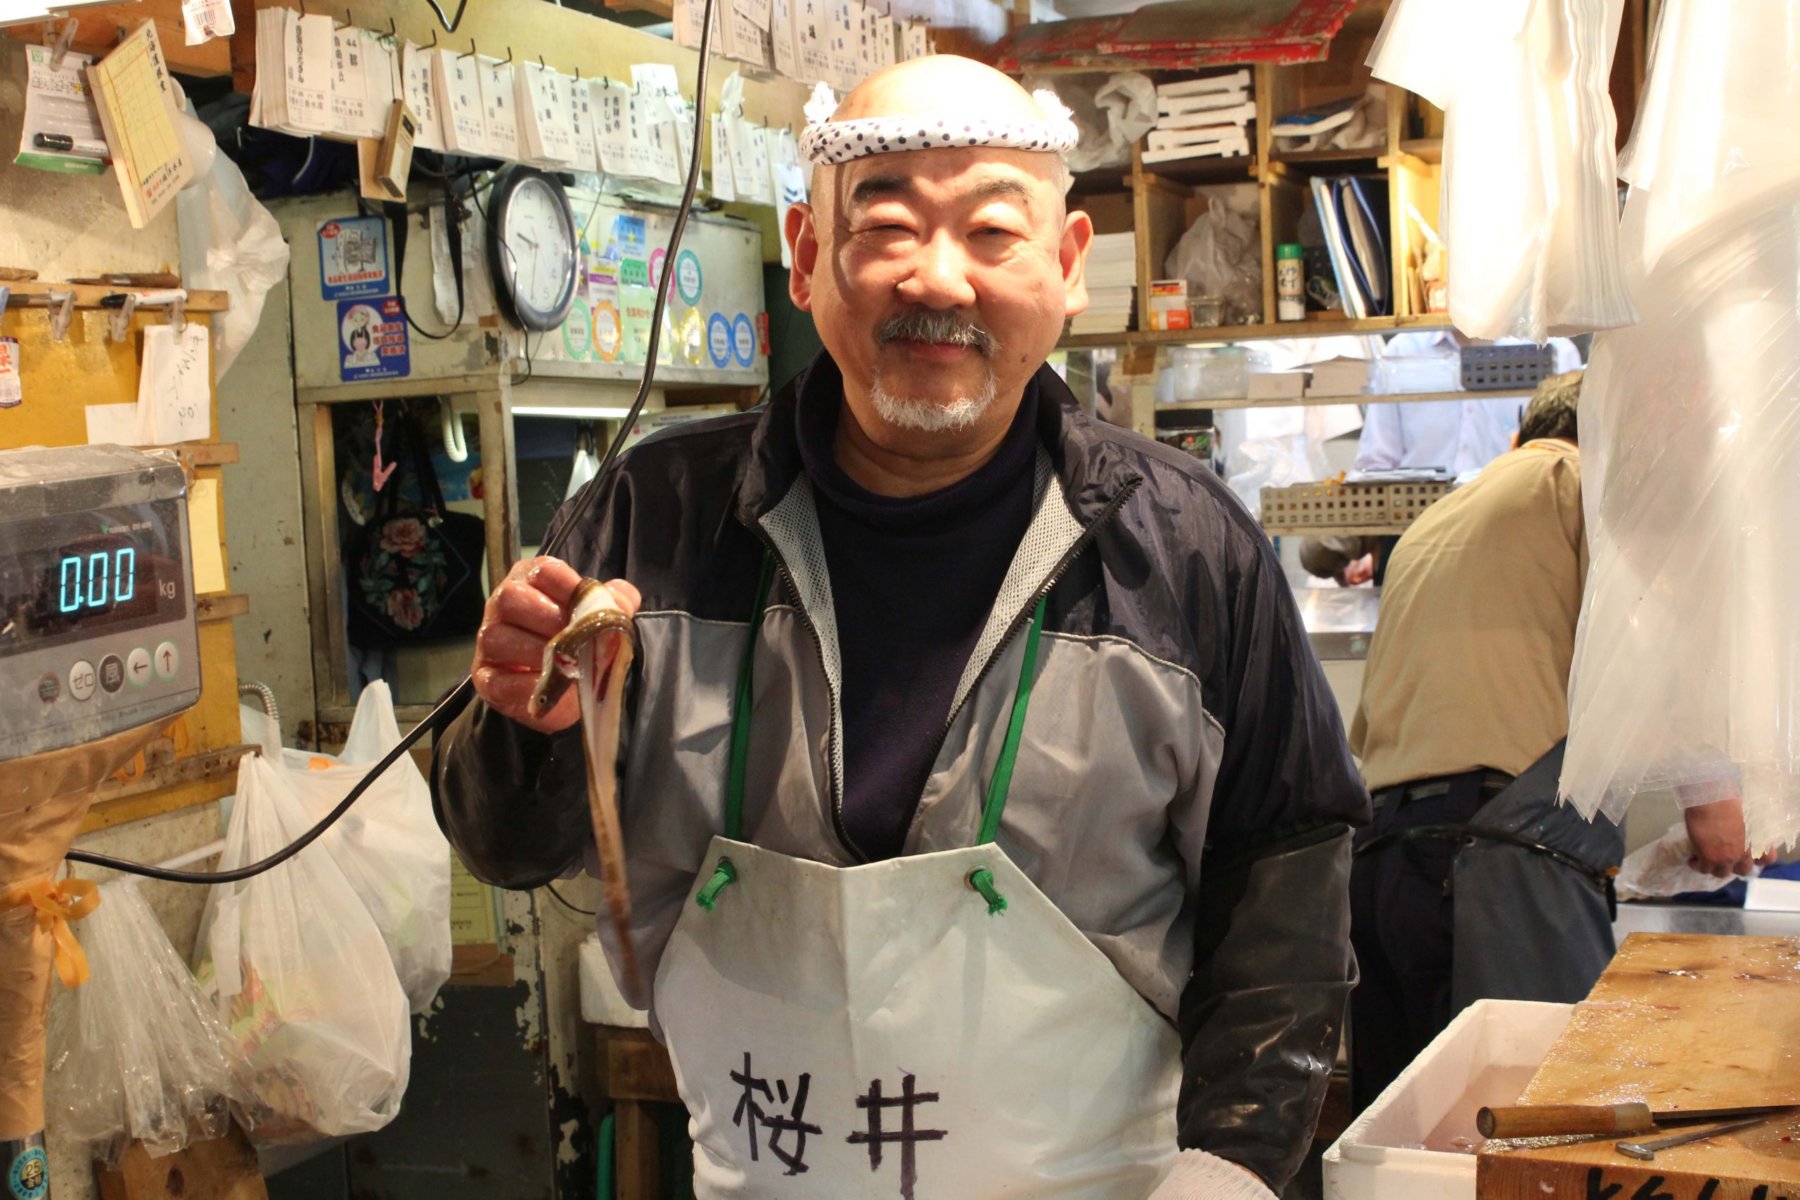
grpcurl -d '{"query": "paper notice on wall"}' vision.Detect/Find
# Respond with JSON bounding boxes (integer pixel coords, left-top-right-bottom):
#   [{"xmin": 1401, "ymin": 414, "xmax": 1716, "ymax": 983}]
[
  {"xmin": 138, "ymin": 322, "xmax": 212, "ymax": 444},
  {"xmin": 477, "ymin": 57, "xmax": 520, "ymax": 160},
  {"xmin": 566, "ymin": 76, "xmax": 599, "ymax": 173},
  {"xmin": 517, "ymin": 64, "xmax": 576, "ymax": 166},
  {"xmin": 331, "ymin": 27, "xmax": 374, "ymax": 138},
  {"xmin": 188, "ymin": 476, "xmax": 227, "ymax": 595},
  {"xmin": 900, "ymin": 19, "xmax": 929, "ymax": 59},
  {"xmin": 18, "ymin": 45, "xmax": 107, "ymax": 174},
  {"xmin": 284, "ymin": 11, "xmax": 335, "ymax": 134},
  {"xmin": 631, "ymin": 63, "xmax": 681, "ymax": 95},
  {"xmin": 828, "ymin": 0, "xmax": 861, "ymax": 90},
  {"xmin": 795, "ymin": 0, "xmax": 832, "ymax": 85},
  {"xmin": 85, "ymin": 403, "xmax": 147, "ymax": 445},
  {"xmin": 401, "ymin": 42, "xmax": 446, "ymax": 152},
  {"xmin": 710, "ymin": 113, "xmax": 735, "ymax": 200},
  {"xmin": 770, "ymin": 0, "xmax": 798, "ymax": 79},
  {"xmin": 182, "ymin": 0, "xmax": 234, "ymax": 45},
  {"xmin": 873, "ymin": 11, "xmax": 896, "ymax": 68},
  {"xmin": 434, "ymin": 48, "xmax": 487, "ymax": 155},
  {"xmin": 595, "ymin": 79, "xmax": 634, "ymax": 176}
]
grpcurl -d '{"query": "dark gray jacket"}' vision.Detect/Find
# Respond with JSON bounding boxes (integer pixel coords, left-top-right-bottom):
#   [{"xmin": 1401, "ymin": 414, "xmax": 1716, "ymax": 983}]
[{"xmin": 431, "ymin": 355, "xmax": 1370, "ymax": 1189}]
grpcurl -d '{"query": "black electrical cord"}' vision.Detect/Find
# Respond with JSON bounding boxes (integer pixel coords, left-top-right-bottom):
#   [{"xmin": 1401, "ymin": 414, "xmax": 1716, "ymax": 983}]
[
  {"xmin": 66, "ymin": 0, "xmax": 722, "ymax": 886},
  {"xmin": 545, "ymin": 882, "xmax": 597, "ymax": 917},
  {"xmin": 422, "ymin": 0, "xmax": 471, "ymax": 33}
]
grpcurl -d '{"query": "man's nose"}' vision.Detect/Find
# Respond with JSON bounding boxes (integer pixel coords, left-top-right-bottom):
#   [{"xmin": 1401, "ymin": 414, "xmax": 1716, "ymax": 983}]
[{"xmin": 895, "ymin": 231, "xmax": 979, "ymax": 310}]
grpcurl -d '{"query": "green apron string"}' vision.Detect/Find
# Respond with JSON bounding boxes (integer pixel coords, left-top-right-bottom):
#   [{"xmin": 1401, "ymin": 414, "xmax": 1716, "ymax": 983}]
[{"xmin": 707, "ymin": 549, "xmax": 1049, "ymax": 917}]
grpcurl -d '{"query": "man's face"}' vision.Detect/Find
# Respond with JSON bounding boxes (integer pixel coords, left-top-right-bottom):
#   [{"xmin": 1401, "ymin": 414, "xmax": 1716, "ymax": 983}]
[{"xmin": 786, "ymin": 146, "xmax": 1092, "ymax": 439}]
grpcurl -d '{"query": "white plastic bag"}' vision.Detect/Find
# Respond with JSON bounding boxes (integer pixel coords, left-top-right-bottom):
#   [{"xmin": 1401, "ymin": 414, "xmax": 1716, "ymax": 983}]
[
  {"xmin": 1560, "ymin": 7, "xmax": 1800, "ymax": 855},
  {"xmin": 194, "ymin": 753, "xmax": 412, "ymax": 1143},
  {"xmin": 1165, "ymin": 191, "xmax": 1262, "ymax": 326},
  {"xmin": 1028, "ymin": 72, "xmax": 1155, "ymax": 173},
  {"xmin": 1368, "ymin": 0, "xmax": 1635, "ymax": 341},
  {"xmin": 175, "ymin": 103, "xmax": 290, "ymax": 380},
  {"xmin": 279, "ymin": 681, "xmax": 451, "ymax": 1013},
  {"xmin": 1615, "ymin": 823, "xmax": 1751, "ymax": 901},
  {"xmin": 44, "ymin": 880, "xmax": 250, "ymax": 1167}
]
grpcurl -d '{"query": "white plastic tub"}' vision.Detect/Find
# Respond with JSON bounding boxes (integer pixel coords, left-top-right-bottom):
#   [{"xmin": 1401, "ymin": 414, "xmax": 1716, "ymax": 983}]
[{"xmin": 1322, "ymin": 999, "xmax": 1574, "ymax": 1200}]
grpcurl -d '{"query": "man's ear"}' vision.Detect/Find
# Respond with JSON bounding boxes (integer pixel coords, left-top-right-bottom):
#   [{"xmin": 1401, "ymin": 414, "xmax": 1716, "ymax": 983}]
[
  {"xmin": 787, "ymin": 202, "xmax": 818, "ymax": 313},
  {"xmin": 1060, "ymin": 207, "xmax": 1094, "ymax": 319}
]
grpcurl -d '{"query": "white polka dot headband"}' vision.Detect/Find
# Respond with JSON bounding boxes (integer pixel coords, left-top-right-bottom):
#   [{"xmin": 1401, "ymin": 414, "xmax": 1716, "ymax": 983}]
[{"xmin": 797, "ymin": 81, "xmax": 1079, "ymax": 165}]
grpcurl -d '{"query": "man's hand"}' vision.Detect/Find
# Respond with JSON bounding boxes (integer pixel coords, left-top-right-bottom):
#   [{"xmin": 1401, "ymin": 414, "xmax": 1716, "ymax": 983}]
[
  {"xmin": 470, "ymin": 557, "xmax": 642, "ymax": 735},
  {"xmin": 1336, "ymin": 553, "xmax": 1375, "ymax": 587},
  {"xmin": 1684, "ymin": 797, "xmax": 1757, "ymax": 878}
]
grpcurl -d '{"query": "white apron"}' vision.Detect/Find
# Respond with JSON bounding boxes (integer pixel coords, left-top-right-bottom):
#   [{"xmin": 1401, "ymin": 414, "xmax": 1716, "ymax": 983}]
[{"xmin": 653, "ymin": 556, "xmax": 1181, "ymax": 1199}]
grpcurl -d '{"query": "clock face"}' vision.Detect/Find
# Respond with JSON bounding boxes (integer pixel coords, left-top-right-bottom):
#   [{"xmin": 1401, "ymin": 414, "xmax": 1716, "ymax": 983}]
[{"xmin": 490, "ymin": 168, "xmax": 579, "ymax": 331}]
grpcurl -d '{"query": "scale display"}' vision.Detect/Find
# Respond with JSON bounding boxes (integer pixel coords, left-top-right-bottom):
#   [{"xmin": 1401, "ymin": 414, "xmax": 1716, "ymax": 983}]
[{"xmin": 0, "ymin": 446, "xmax": 199, "ymax": 762}]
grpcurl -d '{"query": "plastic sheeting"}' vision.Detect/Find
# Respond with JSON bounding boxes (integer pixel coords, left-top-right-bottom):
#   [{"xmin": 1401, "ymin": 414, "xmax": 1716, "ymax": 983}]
[
  {"xmin": 1029, "ymin": 73, "xmax": 1157, "ymax": 173},
  {"xmin": 1560, "ymin": 0, "xmax": 1800, "ymax": 856},
  {"xmin": 1367, "ymin": 0, "xmax": 1636, "ymax": 342}
]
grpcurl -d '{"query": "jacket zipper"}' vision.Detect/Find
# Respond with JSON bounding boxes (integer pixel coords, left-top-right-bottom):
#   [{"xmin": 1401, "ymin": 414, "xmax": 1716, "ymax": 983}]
[
  {"xmin": 739, "ymin": 519, "xmax": 865, "ymax": 861},
  {"xmin": 901, "ymin": 476, "xmax": 1144, "ymax": 840}
]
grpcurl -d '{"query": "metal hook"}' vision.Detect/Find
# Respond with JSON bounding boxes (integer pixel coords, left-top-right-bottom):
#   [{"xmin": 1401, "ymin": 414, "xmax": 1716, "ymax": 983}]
[
  {"xmin": 0, "ymin": 287, "xmax": 11, "ymax": 327},
  {"xmin": 108, "ymin": 293, "xmax": 138, "ymax": 342},
  {"xmin": 425, "ymin": 27, "xmax": 438, "ymax": 48},
  {"xmin": 48, "ymin": 17, "xmax": 79, "ymax": 72},
  {"xmin": 340, "ymin": 7, "xmax": 353, "ymax": 30},
  {"xmin": 538, "ymin": 53, "xmax": 546, "ymax": 70},
  {"xmin": 502, "ymin": 45, "xmax": 513, "ymax": 65},
  {"xmin": 168, "ymin": 294, "xmax": 185, "ymax": 335},
  {"xmin": 574, "ymin": 66, "xmax": 582, "ymax": 82},
  {"xmin": 297, "ymin": 0, "xmax": 307, "ymax": 17},
  {"xmin": 458, "ymin": 36, "xmax": 477, "ymax": 59},
  {"xmin": 388, "ymin": 16, "xmax": 396, "ymax": 37}
]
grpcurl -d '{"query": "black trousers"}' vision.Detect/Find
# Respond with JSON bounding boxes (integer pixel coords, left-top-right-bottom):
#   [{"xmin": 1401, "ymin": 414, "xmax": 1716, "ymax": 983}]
[{"xmin": 1348, "ymin": 770, "xmax": 1508, "ymax": 1115}]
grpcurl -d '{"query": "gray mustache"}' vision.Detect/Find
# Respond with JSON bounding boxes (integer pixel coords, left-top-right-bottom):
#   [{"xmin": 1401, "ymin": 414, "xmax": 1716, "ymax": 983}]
[{"xmin": 877, "ymin": 310, "xmax": 997, "ymax": 356}]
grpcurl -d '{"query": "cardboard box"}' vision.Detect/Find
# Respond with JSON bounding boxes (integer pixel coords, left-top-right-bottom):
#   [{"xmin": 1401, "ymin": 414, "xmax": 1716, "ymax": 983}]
[{"xmin": 1148, "ymin": 279, "xmax": 1191, "ymax": 331}]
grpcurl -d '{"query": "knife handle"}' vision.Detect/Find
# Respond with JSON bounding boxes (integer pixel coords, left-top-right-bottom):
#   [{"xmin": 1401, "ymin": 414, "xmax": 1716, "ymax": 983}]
[{"xmin": 1477, "ymin": 1102, "xmax": 1655, "ymax": 1139}]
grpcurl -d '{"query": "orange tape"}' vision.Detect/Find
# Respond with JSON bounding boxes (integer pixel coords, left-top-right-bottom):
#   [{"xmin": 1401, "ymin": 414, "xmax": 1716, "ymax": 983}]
[{"xmin": 2, "ymin": 879, "xmax": 100, "ymax": 988}]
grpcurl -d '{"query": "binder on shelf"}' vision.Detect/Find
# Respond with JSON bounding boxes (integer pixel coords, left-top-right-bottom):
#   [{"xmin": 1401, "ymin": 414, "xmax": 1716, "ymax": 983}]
[{"xmin": 1310, "ymin": 175, "xmax": 1391, "ymax": 319}]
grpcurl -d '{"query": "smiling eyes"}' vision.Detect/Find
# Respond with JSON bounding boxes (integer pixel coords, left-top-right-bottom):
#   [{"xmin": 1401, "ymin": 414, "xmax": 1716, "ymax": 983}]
[{"xmin": 858, "ymin": 222, "xmax": 1022, "ymax": 240}]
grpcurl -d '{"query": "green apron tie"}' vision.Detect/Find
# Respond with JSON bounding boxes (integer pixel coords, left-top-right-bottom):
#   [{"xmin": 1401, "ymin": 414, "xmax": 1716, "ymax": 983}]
[{"xmin": 703, "ymin": 548, "xmax": 1048, "ymax": 915}]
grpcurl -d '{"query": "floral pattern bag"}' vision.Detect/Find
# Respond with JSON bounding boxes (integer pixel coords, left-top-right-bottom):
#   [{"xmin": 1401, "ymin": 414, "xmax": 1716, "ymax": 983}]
[{"xmin": 345, "ymin": 411, "xmax": 487, "ymax": 644}]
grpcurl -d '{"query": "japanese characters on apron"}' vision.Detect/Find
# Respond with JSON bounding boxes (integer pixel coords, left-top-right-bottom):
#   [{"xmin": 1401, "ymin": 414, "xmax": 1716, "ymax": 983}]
[{"xmin": 655, "ymin": 556, "xmax": 1182, "ymax": 1199}]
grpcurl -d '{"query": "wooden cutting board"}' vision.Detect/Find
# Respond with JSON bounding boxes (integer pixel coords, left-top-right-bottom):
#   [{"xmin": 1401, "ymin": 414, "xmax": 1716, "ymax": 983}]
[{"xmin": 1478, "ymin": 933, "xmax": 1800, "ymax": 1199}]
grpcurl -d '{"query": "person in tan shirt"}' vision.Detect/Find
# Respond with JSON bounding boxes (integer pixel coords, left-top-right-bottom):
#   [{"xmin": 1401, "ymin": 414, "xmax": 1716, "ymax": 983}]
[{"xmin": 1346, "ymin": 371, "xmax": 1767, "ymax": 1113}]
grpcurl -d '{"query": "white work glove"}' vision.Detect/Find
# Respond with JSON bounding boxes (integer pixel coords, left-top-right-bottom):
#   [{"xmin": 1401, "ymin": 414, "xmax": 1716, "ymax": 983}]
[{"xmin": 1147, "ymin": 1149, "xmax": 1280, "ymax": 1199}]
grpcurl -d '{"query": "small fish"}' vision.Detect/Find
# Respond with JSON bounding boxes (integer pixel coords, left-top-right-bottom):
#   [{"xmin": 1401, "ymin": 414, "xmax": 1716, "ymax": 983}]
[{"xmin": 531, "ymin": 579, "xmax": 641, "ymax": 993}]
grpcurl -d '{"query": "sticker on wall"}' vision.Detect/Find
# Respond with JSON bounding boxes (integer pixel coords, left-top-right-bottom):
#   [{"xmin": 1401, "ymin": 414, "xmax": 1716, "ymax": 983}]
[
  {"xmin": 676, "ymin": 307, "xmax": 705, "ymax": 366},
  {"xmin": 317, "ymin": 216, "xmax": 390, "ymax": 300},
  {"xmin": 620, "ymin": 286, "xmax": 657, "ymax": 364},
  {"xmin": 593, "ymin": 300, "xmax": 623, "ymax": 362},
  {"xmin": 732, "ymin": 313, "xmax": 756, "ymax": 368},
  {"xmin": 562, "ymin": 303, "xmax": 593, "ymax": 361},
  {"xmin": 675, "ymin": 249, "xmax": 704, "ymax": 306},
  {"xmin": 0, "ymin": 337, "xmax": 21, "ymax": 409},
  {"xmin": 648, "ymin": 247, "xmax": 668, "ymax": 291},
  {"xmin": 338, "ymin": 297, "xmax": 410, "ymax": 381},
  {"xmin": 8, "ymin": 1145, "xmax": 48, "ymax": 1200},
  {"xmin": 707, "ymin": 313, "xmax": 732, "ymax": 368}
]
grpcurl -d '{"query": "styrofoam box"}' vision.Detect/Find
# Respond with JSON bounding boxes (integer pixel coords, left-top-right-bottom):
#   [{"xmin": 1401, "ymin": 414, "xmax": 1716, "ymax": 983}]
[
  {"xmin": 1323, "ymin": 1000, "xmax": 1574, "ymax": 1200},
  {"xmin": 578, "ymin": 933, "xmax": 651, "ymax": 1028}
]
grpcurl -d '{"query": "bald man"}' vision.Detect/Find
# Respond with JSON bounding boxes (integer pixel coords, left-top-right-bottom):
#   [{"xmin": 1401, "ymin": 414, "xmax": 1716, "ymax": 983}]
[{"xmin": 434, "ymin": 57, "xmax": 1367, "ymax": 1199}]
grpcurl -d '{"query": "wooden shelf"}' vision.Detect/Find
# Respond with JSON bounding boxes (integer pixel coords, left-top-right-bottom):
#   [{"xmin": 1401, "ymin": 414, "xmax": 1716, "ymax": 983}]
[
  {"xmin": 0, "ymin": 281, "xmax": 230, "ymax": 311},
  {"xmin": 1138, "ymin": 155, "xmax": 1259, "ymax": 187},
  {"xmin": 1058, "ymin": 314, "xmax": 1453, "ymax": 352},
  {"xmin": 1068, "ymin": 167, "xmax": 1133, "ymax": 198},
  {"xmin": 1167, "ymin": 388, "xmax": 1493, "ymax": 412},
  {"xmin": 1269, "ymin": 147, "xmax": 1386, "ymax": 169},
  {"xmin": 1398, "ymin": 137, "xmax": 1444, "ymax": 164}
]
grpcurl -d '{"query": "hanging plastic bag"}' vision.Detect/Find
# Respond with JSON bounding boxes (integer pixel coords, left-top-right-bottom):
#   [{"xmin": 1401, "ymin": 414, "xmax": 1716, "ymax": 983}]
[
  {"xmin": 1165, "ymin": 192, "xmax": 1262, "ymax": 326},
  {"xmin": 1367, "ymin": 0, "xmax": 1635, "ymax": 341},
  {"xmin": 1027, "ymin": 72, "xmax": 1154, "ymax": 173},
  {"xmin": 194, "ymin": 753, "xmax": 412, "ymax": 1143},
  {"xmin": 44, "ymin": 879, "xmax": 251, "ymax": 1168},
  {"xmin": 1560, "ymin": 5, "xmax": 1800, "ymax": 853},
  {"xmin": 278, "ymin": 681, "xmax": 451, "ymax": 1014}
]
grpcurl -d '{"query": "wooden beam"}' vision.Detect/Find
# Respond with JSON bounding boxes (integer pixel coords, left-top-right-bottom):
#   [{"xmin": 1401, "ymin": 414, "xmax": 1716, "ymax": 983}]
[
  {"xmin": 97, "ymin": 1125, "xmax": 267, "ymax": 1200},
  {"xmin": 6, "ymin": 3, "xmax": 232, "ymax": 78}
]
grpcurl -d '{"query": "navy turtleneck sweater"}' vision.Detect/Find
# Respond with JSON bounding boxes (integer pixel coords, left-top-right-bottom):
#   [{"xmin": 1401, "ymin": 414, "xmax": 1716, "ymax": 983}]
[{"xmin": 794, "ymin": 373, "xmax": 1040, "ymax": 861}]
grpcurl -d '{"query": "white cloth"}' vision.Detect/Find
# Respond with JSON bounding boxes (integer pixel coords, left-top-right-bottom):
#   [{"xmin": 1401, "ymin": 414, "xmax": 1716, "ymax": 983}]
[
  {"xmin": 654, "ymin": 836, "xmax": 1181, "ymax": 1197},
  {"xmin": 1147, "ymin": 1149, "xmax": 1279, "ymax": 1200}
]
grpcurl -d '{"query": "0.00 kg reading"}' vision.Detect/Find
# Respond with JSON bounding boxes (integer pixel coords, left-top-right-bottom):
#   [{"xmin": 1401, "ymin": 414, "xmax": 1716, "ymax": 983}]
[{"xmin": 58, "ymin": 548, "xmax": 136, "ymax": 614}]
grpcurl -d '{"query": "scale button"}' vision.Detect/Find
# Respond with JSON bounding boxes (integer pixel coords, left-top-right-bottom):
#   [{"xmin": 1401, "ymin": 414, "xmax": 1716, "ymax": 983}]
[
  {"xmin": 68, "ymin": 660, "xmax": 96, "ymax": 701},
  {"xmin": 99, "ymin": 655, "xmax": 125, "ymax": 694},
  {"xmin": 37, "ymin": 672, "xmax": 59, "ymax": 704},
  {"xmin": 127, "ymin": 647, "xmax": 153, "ymax": 687},
  {"xmin": 154, "ymin": 641, "xmax": 179, "ymax": 681}
]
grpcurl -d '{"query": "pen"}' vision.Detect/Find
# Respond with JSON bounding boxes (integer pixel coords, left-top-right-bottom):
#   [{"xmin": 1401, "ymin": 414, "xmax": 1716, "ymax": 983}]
[{"xmin": 32, "ymin": 132, "xmax": 108, "ymax": 158}]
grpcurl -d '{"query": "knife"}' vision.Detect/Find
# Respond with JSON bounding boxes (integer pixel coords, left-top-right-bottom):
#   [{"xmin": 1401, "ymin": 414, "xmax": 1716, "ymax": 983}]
[
  {"xmin": 1617, "ymin": 1114, "xmax": 1779, "ymax": 1161},
  {"xmin": 1477, "ymin": 1102, "xmax": 1791, "ymax": 1139}
]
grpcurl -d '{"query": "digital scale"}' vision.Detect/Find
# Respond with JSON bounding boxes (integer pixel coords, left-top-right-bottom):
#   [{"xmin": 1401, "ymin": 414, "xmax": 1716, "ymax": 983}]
[{"xmin": 0, "ymin": 444, "xmax": 200, "ymax": 763}]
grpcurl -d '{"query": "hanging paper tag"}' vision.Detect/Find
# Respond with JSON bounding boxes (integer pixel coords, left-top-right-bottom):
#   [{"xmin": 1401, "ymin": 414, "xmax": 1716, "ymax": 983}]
[
  {"xmin": 182, "ymin": 0, "xmax": 234, "ymax": 46},
  {"xmin": 138, "ymin": 323, "xmax": 211, "ymax": 443},
  {"xmin": 402, "ymin": 42, "xmax": 446, "ymax": 152},
  {"xmin": 710, "ymin": 113, "xmax": 736, "ymax": 201},
  {"xmin": 477, "ymin": 57, "xmax": 520, "ymax": 160},
  {"xmin": 0, "ymin": 337, "xmax": 21, "ymax": 409}
]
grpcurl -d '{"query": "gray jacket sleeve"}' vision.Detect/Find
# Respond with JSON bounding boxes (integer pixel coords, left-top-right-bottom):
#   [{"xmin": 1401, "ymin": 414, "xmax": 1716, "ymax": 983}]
[
  {"xmin": 430, "ymin": 692, "xmax": 592, "ymax": 888},
  {"xmin": 1175, "ymin": 534, "xmax": 1367, "ymax": 1189}
]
